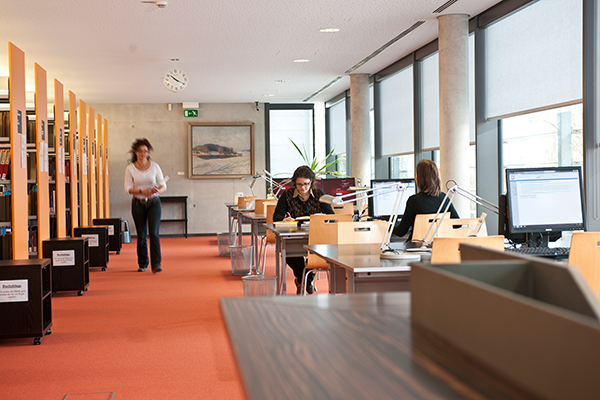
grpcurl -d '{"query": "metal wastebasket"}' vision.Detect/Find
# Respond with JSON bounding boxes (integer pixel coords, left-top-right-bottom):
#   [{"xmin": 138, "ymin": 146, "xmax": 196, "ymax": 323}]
[
  {"xmin": 121, "ymin": 220, "xmax": 131, "ymax": 244},
  {"xmin": 217, "ymin": 232, "xmax": 235, "ymax": 256},
  {"xmin": 242, "ymin": 275, "xmax": 276, "ymax": 297},
  {"xmin": 229, "ymin": 245, "xmax": 253, "ymax": 275}
]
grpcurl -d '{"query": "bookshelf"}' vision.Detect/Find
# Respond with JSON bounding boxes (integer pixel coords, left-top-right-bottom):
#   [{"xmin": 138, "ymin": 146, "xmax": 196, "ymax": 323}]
[
  {"xmin": 88, "ymin": 107, "xmax": 97, "ymax": 221},
  {"xmin": 78, "ymin": 100, "xmax": 88, "ymax": 227},
  {"xmin": 52, "ymin": 79, "xmax": 67, "ymax": 238},
  {"xmin": 34, "ymin": 63, "xmax": 50, "ymax": 257},
  {"xmin": 96, "ymin": 113, "xmax": 104, "ymax": 218},
  {"xmin": 103, "ymin": 118, "xmax": 110, "ymax": 217},
  {"xmin": 67, "ymin": 91, "xmax": 79, "ymax": 236}
]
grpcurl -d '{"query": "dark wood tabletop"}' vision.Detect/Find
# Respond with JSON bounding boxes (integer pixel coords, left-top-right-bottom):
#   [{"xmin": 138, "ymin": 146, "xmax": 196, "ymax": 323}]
[{"xmin": 221, "ymin": 292, "xmax": 537, "ymax": 400}]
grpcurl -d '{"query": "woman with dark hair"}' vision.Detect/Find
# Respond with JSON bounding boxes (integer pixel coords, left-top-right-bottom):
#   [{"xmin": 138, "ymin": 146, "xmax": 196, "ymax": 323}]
[
  {"xmin": 273, "ymin": 165, "xmax": 334, "ymax": 294},
  {"xmin": 124, "ymin": 138, "xmax": 167, "ymax": 273},
  {"xmin": 393, "ymin": 159, "xmax": 459, "ymax": 240}
]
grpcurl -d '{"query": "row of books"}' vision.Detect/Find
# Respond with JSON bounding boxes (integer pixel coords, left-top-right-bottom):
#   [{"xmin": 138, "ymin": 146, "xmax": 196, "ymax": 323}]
[
  {"xmin": 0, "ymin": 149, "xmax": 10, "ymax": 180},
  {"xmin": 0, "ymin": 232, "xmax": 11, "ymax": 259}
]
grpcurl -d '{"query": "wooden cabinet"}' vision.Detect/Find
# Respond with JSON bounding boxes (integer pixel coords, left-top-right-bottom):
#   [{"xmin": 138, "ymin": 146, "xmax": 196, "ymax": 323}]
[
  {"xmin": 42, "ymin": 237, "xmax": 89, "ymax": 296},
  {"xmin": 74, "ymin": 225, "xmax": 108, "ymax": 270},
  {"xmin": 0, "ymin": 259, "xmax": 52, "ymax": 345},
  {"xmin": 92, "ymin": 217, "xmax": 122, "ymax": 254}
]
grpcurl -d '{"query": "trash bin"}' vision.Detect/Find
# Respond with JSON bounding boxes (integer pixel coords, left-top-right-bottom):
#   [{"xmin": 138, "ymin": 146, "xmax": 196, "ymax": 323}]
[
  {"xmin": 229, "ymin": 245, "xmax": 253, "ymax": 275},
  {"xmin": 242, "ymin": 275, "xmax": 277, "ymax": 297},
  {"xmin": 121, "ymin": 220, "xmax": 131, "ymax": 244},
  {"xmin": 217, "ymin": 232, "xmax": 235, "ymax": 256}
]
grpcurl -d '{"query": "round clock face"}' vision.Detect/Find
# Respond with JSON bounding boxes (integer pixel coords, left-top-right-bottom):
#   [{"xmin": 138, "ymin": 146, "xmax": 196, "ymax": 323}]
[{"xmin": 163, "ymin": 68, "xmax": 188, "ymax": 92}]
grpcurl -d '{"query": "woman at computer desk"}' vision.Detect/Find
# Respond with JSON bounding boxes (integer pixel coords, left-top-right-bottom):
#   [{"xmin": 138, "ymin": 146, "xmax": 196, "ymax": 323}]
[
  {"xmin": 272, "ymin": 165, "xmax": 334, "ymax": 295},
  {"xmin": 393, "ymin": 159, "xmax": 459, "ymax": 241}
]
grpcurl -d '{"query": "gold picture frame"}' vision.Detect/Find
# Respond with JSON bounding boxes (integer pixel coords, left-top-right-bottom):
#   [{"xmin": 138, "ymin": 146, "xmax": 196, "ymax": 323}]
[{"xmin": 188, "ymin": 122, "xmax": 254, "ymax": 178}]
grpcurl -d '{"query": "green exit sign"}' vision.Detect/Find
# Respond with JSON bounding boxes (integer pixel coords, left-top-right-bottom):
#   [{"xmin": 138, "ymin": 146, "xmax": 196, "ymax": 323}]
[{"xmin": 184, "ymin": 109, "xmax": 198, "ymax": 117}]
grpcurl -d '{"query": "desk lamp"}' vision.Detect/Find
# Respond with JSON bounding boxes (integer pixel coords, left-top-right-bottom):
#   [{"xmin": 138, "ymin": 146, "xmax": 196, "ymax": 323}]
[
  {"xmin": 320, "ymin": 182, "xmax": 420, "ymax": 260},
  {"xmin": 419, "ymin": 180, "xmax": 500, "ymax": 249}
]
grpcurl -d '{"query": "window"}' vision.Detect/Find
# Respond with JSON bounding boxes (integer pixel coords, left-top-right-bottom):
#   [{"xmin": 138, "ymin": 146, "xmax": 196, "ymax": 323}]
[{"xmin": 269, "ymin": 107, "xmax": 314, "ymax": 177}]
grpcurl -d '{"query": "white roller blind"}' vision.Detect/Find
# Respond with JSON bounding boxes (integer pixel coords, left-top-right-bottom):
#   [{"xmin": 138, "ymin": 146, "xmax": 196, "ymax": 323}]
[
  {"xmin": 380, "ymin": 65, "xmax": 414, "ymax": 157},
  {"xmin": 485, "ymin": 0, "xmax": 582, "ymax": 120},
  {"xmin": 270, "ymin": 109, "xmax": 312, "ymax": 176},
  {"xmin": 327, "ymin": 99, "xmax": 346, "ymax": 156},
  {"xmin": 422, "ymin": 34, "xmax": 475, "ymax": 151}
]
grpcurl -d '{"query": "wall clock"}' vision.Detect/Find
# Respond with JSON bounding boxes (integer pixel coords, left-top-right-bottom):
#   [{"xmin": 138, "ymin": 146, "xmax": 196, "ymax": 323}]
[{"xmin": 163, "ymin": 68, "xmax": 188, "ymax": 92}]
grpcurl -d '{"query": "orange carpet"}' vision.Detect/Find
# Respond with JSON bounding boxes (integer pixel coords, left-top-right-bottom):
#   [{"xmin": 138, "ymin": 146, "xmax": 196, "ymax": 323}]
[{"xmin": 0, "ymin": 235, "xmax": 322, "ymax": 400}]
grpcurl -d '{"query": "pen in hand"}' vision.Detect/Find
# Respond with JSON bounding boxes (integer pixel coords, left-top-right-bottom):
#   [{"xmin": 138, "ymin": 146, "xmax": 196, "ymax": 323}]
[{"xmin": 285, "ymin": 212, "xmax": 294, "ymax": 221}]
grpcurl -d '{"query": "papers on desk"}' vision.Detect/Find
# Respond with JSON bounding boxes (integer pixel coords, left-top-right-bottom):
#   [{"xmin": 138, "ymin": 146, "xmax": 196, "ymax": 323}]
[{"xmin": 273, "ymin": 221, "xmax": 298, "ymax": 226}]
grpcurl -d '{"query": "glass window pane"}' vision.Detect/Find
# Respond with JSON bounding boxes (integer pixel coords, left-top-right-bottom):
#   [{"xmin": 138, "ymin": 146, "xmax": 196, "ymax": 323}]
[{"xmin": 269, "ymin": 109, "xmax": 313, "ymax": 177}]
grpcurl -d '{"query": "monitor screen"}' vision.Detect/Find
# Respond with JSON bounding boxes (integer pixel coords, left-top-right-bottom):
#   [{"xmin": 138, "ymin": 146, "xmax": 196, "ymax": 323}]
[
  {"xmin": 320, "ymin": 178, "xmax": 356, "ymax": 201},
  {"xmin": 505, "ymin": 166, "xmax": 586, "ymax": 234},
  {"xmin": 369, "ymin": 179, "xmax": 417, "ymax": 220}
]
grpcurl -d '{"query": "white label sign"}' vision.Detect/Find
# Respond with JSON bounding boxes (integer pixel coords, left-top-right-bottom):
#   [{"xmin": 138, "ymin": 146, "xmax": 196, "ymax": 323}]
[
  {"xmin": 107, "ymin": 225, "xmax": 114, "ymax": 236},
  {"xmin": 82, "ymin": 234, "xmax": 99, "ymax": 247},
  {"xmin": 0, "ymin": 279, "xmax": 28, "ymax": 303},
  {"xmin": 21, "ymin": 134, "xmax": 27, "ymax": 169},
  {"xmin": 53, "ymin": 250, "xmax": 75, "ymax": 266}
]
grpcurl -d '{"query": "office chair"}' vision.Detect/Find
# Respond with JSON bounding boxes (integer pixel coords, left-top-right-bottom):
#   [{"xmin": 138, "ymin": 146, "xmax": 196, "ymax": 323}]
[{"xmin": 301, "ymin": 213, "xmax": 352, "ymax": 295}]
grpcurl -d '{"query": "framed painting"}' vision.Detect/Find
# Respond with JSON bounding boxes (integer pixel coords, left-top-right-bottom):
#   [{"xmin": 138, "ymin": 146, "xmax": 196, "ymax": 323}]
[{"xmin": 188, "ymin": 122, "xmax": 254, "ymax": 178}]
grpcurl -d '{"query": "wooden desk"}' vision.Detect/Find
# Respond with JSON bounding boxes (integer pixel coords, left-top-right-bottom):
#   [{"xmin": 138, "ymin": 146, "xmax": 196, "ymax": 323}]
[
  {"xmin": 264, "ymin": 223, "xmax": 310, "ymax": 295},
  {"xmin": 221, "ymin": 293, "xmax": 535, "ymax": 400},
  {"xmin": 225, "ymin": 203, "xmax": 237, "ymax": 237},
  {"xmin": 305, "ymin": 243, "xmax": 420, "ymax": 294},
  {"xmin": 159, "ymin": 196, "xmax": 188, "ymax": 238},
  {"xmin": 240, "ymin": 213, "xmax": 267, "ymax": 274}
]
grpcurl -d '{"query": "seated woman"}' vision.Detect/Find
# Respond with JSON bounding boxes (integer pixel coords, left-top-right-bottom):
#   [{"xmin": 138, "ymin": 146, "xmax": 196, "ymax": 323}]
[
  {"xmin": 393, "ymin": 159, "xmax": 459, "ymax": 241},
  {"xmin": 272, "ymin": 165, "xmax": 334, "ymax": 294}
]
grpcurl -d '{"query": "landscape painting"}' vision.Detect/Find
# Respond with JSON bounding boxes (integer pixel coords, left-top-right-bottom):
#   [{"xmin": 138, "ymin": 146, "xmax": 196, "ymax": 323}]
[{"xmin": 188, "ymin": 123, "xmax": 254, "ymax": 178}]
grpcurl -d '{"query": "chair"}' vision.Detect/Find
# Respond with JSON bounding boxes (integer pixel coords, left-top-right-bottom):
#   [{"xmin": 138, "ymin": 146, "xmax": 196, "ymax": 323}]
[
  {"xmin": 301, "ymin": 213, "xmax": 353, "ymax": 294},
  {"xmin": 412, "ymin": 214, "xmax": 441, "ymax": 241},
  {"xmin": 430, "ymin": 235, "xmax": 504, "ymax": 264},
  {"xmin": 332, "ymin": 203, "xmax": 354, "ymax": 217},
  {"xmin": 336, "ymin": 221, "xmax": 388, "ymax": 244},
  {"xmin": 254, "ymin": 199, "xmax": 277, "ymax": 215},
  {"xmin": 257, "ymin": 204, "xmax": 278, "ymax": 274},
  {"xmin": 568, "ymin": 232, "xmax": 600, "ymax": 300},
  {"xmin": 436, "ymin": 216, "xmax": 488, "ymax": 238}
]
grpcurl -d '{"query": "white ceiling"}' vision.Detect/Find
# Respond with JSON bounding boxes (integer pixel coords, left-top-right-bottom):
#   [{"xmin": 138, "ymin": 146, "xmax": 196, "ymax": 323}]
[{"xmin": 0, "ymin": 0, "xmax": 502, "ymax": 105}]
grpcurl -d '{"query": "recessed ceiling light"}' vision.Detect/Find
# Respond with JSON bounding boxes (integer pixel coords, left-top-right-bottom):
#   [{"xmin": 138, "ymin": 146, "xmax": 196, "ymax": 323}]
[
  {"xmin": 275, "ymin": 79, "xmax": 290, "ymax": 83},
  {"xmin": 262, "ymin": 94, "xmax": 275, "ymax": 97},
  {"xmin": 293, "ymin": 59, "xmax": 310, "ymax": 63},
  {"xmin": 319, "ymin": 28, "xmax": 340, "ymax": 33}
]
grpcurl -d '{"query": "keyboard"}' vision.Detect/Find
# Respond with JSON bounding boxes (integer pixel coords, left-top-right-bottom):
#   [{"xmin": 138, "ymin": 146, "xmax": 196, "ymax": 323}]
[{"xmin": 505, "ymin": 246, "xmax": 570, "ymax": 258}]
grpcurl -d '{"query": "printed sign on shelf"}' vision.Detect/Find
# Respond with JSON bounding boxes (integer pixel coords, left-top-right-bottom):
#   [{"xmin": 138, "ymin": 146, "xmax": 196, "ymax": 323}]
[
  {"xmin": 53, "ymin": 250, "xmax": 75, "ymax": 266},
  {"xmin": 82, "ymin": 234, "xmax": 99, "ymax": 247},
  {"xmin": 0, "ymin": 279, "xmax": 29, "ymax": 303},
  {"xmin": 107, "ymin": 225, "xmax": 114, "ymax": 236}
]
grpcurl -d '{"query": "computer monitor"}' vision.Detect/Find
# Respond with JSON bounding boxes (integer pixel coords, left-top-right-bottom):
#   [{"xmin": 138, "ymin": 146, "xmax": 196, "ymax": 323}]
[
  {"xmin": 320, "ymin": 178, "xmax": 356, "ymax": 201},
  {"xmin": 505, "ymin": 166, "xmax": 586, "ymax": 243},
  {"xmin": 369, "ymin": 179, "xmax": 417, "ymax": 220}
]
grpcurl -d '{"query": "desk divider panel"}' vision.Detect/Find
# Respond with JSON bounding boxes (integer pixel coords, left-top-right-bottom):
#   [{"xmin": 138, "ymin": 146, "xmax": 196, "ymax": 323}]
[
  {"xmin": 411, "ymin": 257, "xmax": 600, "ymax": 400},
  {"xmin": 54, "ymin": 80, "xmax": 66, "ymax": 238}
]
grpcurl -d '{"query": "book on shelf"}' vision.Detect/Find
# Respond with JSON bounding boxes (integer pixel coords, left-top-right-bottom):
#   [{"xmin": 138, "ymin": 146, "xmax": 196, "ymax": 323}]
[{"xmin": 0, "ymin": 149, "xmax": 6, "ymax": 179}]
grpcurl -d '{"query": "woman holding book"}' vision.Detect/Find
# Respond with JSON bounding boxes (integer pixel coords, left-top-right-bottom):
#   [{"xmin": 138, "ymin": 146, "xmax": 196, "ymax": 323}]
[
  {"xmin": 273, "ymin": 165, "xmax": 334, "ymax": 294},
  {"xmin": 124, "ymin": 138, "xmax": 167, "ymax": 273}
]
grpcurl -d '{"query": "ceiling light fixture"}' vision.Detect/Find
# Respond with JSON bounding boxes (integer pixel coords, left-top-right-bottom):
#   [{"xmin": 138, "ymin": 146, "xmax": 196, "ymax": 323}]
[
  {"xmin": 275, "ymin": 79, "xmax": 290, "ymax": 83},
  {"xmin": 262, "ymin": 94, "xmax": 275, "ymax": 97},
  {"xmin": 293, "ymin": 59, "xmax": 310, "ymax": 63},
  {"xmin": 319, "ymin": 28, "xmax": 340, "ymax": 33}
]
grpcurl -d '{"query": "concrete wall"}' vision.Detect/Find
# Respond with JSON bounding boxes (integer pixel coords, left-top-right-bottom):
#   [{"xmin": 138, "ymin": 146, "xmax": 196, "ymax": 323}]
[{"xmin": 90, "ymin": 102, "xmax": 267, "ymax": 235}]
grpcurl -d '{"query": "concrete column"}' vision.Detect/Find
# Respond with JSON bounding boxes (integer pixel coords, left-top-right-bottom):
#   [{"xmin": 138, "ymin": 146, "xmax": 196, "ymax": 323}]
[
  {"xmin": 438, "ymin": 14, "xmax": 470, "ymax": 217},
  {"xmin": 350, "ymin": 74, "xmax": 371, "ymax": 186}
]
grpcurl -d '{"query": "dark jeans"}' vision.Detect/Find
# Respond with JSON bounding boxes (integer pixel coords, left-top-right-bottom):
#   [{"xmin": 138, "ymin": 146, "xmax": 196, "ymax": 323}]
[
  {"xmin": 131, "ymin": 197, "xmax": 162, "ymax": 270},
  {"xmin": 287, "ymin": 257, "xmax": 313, "ymax": 283}
]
